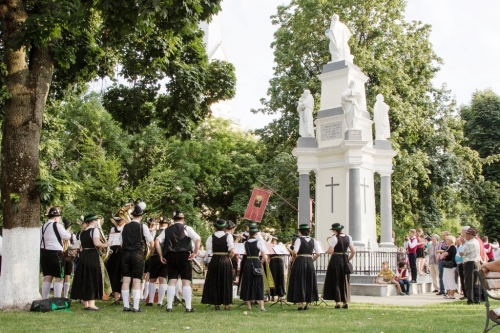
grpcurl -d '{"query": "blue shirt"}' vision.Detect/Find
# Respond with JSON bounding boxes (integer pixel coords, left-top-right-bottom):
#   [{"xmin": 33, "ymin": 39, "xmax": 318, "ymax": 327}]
[{"xmin": 455, "ymin": 244, "xmax": 464, "ymax": 264}]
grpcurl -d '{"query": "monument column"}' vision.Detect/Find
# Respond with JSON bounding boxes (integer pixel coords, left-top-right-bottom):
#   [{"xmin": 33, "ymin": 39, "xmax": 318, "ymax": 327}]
[
  {"xmin": 348, "ymin": 167, "xmax": 363, "ymax": 246},
  {"xmin": 298, "ymin": 170, "xmax": 311, "ymax": 226},
  {"xmin": 379, "ymin": 171, "xmax": 394, "ymax": 248}
]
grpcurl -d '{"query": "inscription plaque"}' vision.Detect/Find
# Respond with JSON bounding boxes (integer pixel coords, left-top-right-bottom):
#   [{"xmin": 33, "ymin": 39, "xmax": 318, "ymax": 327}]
[{"xmin": 321, "ymin": 121, "xmax": 342, "ymax": 141}]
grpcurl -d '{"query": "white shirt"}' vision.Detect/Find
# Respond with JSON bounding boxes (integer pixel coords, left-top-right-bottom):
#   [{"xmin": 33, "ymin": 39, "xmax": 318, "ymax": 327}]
[
  {"xmin": 156, "ymin": 223, "xmax": 200, "ymax": 243},
  {"xmin": 408, "ymin": 237, "xmax": 418, "ymax": 249},
  {"xmin": 206, "ymin": 231, "xmax": 235, "ymax": 255},
  {"xmin": 461, "ymin": 238, "xmax": 481, "ymax": 263},
  {"xmin": 328, "ymin": 234, "xmax": 353, "ymax": 248},
  {"xmin": 40, "ymin": 220, "xmax": 71, "ymax": 251},
  {"xmin": 293, "ymin": 237, "xmax": 322, "ymax": 254}
]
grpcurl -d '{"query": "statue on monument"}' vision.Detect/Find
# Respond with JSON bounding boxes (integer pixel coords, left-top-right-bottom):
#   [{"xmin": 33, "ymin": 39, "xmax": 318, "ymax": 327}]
[
  {"xmin": 373, "ymin": 94, "xmax": 391, "ymax": 140},
  {"xmin": 341, "ymin": 81, "xmax": 362, "ymax": 130},
  {"xmin": 297, "ymin": 89, "xmax": 315, "ymax": 137},
  {"xmin": 325, "ymin": 14, "xmax": 354, "ymax": 63}
]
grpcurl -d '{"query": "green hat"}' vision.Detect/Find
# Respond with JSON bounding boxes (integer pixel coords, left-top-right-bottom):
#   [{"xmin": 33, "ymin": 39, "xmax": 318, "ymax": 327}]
[
  {"xmin": 84, "ymin": 213, "xmax": 98, "ymax": 223},
  {"xmin": 298, "ymin": 224, "xmax": 310, "ymax": 230},
  {"xmin": 215, "ymin": 219, "xmax": 227, "ymax": 228},
  {"xmin": 330, "ymin": 223, "xmax": 344, "ymax": 231},
  {"xmin": 249, "ymin": 226, "xmax": 259, "ymax": 232}
]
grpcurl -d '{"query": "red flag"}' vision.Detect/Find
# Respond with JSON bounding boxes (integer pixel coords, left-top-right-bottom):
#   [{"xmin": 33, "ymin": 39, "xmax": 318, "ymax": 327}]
[{"xmin": 244, "ymin": 187, "xmax": 272, "ymax": 222}]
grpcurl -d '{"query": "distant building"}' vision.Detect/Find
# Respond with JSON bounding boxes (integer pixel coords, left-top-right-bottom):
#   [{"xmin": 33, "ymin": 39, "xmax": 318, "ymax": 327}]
[{"xmin": 200, "ymin": 16, "xmax": 241, "ymax": 129}]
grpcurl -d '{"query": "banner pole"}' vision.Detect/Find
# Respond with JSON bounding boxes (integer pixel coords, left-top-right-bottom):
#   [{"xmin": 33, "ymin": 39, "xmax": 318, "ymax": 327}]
[{"xmin": 257, "ymin": 180, "xmax": 298, "ymax": 212}]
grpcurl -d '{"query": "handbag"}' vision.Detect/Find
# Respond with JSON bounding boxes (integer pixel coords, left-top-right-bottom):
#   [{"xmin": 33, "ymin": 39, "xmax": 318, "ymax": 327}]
[
  {"xmin": 442, "ymin": 261, "xmax": 454, "ymax": 268},
  {"xmin": 246, "ymin": 242, "xmax": 263, "ymax": 276}
]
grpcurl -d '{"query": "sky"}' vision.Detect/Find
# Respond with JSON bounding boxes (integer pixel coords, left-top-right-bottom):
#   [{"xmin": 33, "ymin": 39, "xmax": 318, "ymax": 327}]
[{"xmin": 214, "ymin": 0, "xmax": 500, "ymax": 130}]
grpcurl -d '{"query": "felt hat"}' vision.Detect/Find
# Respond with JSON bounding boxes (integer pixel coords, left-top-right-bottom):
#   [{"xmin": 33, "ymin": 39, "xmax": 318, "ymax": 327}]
[
  {"xmin": 47, "ymin": 207, "xmax": 61, "ymax": 217},
  {"xmin": 146, "ymin": 217, "xmax": 154, "ymax": 225},
  {"xmin": 226, "ymin": 220, "xmax": 236, "ymax": 229},
  {"xmin": 131, "ymin": 205, "xmax": 144, "ymax": 217},
  {"xmin": 330, "ymin": 223, "xmax": 344, "ymax": 230},
  {"xmin": 63, "ymin": 218, "xmax": 72, "ymax": 229},
  {"xmin": 173, "ymin": 210, "xmax": 184, "ymax": 220},
  {"xmin": 298, "ymin": 224, "xmax": 310, "ymax": 230},
  {"xmin": 248, "ymin": 226, "xmax": 259, "ymax": 232},
  {"xmin": 466, "ymin": 227, "xmax": 477, "ymax": 236},
  {"xmin": 159, "ymin": 217, "xmax": 169, "ymax": 225},
  {"xmin": 84, "ymin": 213, "xmax": 98, "ymax": 223},
  {"xmin": 214, "ymin": 219, "xmax": 227, "ymax": 228}
]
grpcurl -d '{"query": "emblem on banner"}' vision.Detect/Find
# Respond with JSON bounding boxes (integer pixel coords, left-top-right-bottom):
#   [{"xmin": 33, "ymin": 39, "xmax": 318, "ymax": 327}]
[{"xmin": 244, "ymin": 187, "xmax": 272, "ymax": 222}]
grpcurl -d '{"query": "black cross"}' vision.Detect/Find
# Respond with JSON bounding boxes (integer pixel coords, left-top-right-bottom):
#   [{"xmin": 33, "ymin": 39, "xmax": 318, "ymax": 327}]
[
  {"xmin": 361, "ymin": 178, "xmax": 369, "ymax": 213},
  {"xmin": 325, "ymin": 177, "xmax": 339, "ymax": 213}
]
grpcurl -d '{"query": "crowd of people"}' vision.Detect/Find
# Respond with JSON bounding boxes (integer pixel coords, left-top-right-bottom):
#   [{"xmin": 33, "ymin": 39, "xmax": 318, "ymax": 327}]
[
  {"xmin": 39, "ymin": 205, "xmax": 358, "ymax": 312},
  {"xmin": 398, "ymin": 226, "xmax": 493, "ymax": 304}
]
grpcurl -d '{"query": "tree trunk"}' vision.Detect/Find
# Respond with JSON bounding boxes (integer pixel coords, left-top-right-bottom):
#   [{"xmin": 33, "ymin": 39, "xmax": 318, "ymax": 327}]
[{"xmin": 0, "ymin": 0, "xmax": 54, "ymax": 309}]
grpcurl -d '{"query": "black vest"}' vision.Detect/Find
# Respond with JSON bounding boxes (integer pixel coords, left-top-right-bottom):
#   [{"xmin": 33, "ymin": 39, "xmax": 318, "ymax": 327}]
[
  {"xmin": 297, "ymin": 237, "xmax": 314, "ymax": 255},
  {"xmin": 212, "ymin": 233, "xmax": 229, "ymax": 252},
  {"xmin": 121, "ymin": 221, "xmax": 143, "ymax": 251},
  {"xmin": 333, "ymin": 234, "xmax": 350, "ymax": 253},
  {"xmin": 163, "ymin": 223, "xmax": 192, "ymax": 255}
]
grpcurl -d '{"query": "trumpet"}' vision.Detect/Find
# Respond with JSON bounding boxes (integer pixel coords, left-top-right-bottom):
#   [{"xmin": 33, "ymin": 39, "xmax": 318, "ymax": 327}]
[{"xmin": 97, "ymin": 216, "xmax": 113, "ymax": 262}]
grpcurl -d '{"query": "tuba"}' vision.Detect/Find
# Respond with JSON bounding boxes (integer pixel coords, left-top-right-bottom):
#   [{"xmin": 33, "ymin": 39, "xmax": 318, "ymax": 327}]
[
  {"xmin": 96, "ymin": 216, "xmax": 113, "ymax": 262},
  {"xmin": 112, "ymin": 202, "xmax": 135, "ymax": 226},
  {"xmin": 191, "ymin": 258, "xmax": 204, "ymax": 275}
]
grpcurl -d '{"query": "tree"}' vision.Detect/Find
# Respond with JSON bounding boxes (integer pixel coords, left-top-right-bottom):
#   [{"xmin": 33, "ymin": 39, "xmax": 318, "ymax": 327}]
[
  {"xmin": 461, "ymin": 89, "xmax": 500, "ymax": 240},
  {"xmin": 0, "ymin": 0, "xmax": 235, "ymax": 309},
  {"xmin": 254, "ymin": 0, "xmax": 482, "ymax": 238}
]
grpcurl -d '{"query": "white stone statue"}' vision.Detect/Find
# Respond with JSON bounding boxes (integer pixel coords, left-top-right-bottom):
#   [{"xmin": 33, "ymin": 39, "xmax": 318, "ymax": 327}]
[
  {"xmin": 341, "ymin": 81, "xmax": 362, "ymax": 130},
  {"xmin": 325, "ymin": 14, "xmax": 354, "ymax": 63},
  {"xmin": 297, "ymin": 89, "xmax": 315, "ymax": 137},
  {"xmin": 373, "ymin": 94, "xmax": 391, "ymax": 140}
]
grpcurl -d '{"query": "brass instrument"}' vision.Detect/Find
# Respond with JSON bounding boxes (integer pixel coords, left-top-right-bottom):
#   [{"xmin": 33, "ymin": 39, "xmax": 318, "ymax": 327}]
[
  {"xmin": 112, "ymin": 202, "xmax": 135, "ymax": 226},
  {"xmin": 96, "ymin": 216, "xmax": 113, "ymax": 262},
  {"xmin": 63, "ymin": 238, "xmax": 77, "ymax": 262},
  {"xmin": 191, "ymin": 258, "xmax": 204, "ymax": 274}
]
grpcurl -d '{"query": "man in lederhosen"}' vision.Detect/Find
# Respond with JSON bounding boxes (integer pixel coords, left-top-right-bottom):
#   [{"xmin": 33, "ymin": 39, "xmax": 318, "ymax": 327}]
[
  {"xmin": 146, "ymin": 217, "xmax": 170, "ymax": 307},
  {"xmin": 159, "ymin": 211, "xmax": 201, "ymax": 313},
  {"xmin": 120, "ymin": 205, "xmax": 154, "ymax": 312},
  {"xmin": 40, "ymin": 207, "xmax": 71, "ymax": 299}
]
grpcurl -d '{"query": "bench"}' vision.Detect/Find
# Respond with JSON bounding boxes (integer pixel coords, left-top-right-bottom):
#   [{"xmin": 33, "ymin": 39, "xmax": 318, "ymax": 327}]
[{"xmin": 476, "ymin": 270, "xmax": 500, "ymax": 333}]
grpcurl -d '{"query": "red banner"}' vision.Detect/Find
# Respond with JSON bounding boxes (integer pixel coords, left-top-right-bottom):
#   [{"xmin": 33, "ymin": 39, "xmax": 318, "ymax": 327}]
[{"xmin": 244, "ymin": 187, "xmax": 272, "ymax": 222}]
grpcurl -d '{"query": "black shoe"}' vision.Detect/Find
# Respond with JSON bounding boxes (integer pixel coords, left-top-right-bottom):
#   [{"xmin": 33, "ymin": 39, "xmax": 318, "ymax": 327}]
[
  {"xmin": 334, "ymin": 304, "xmax": 341, "ymax": 309},
  {"xmin": 132, "ymin": 308, "xmax": 142, "ymax": 313},
  {"xmin": 432, "ymin": 290, "xmax": 438, "ymax": 292},
  {"xmin": 123, "ymin": 307, "xmax": 131, "ymax": 312},
  {"xmin": 297, "ymin": 307, "xmax": 303, "ymax": 311},
  {"xmin": 303, "ymin": 305, "xmax": 310, "ymax": 310},
  {"xmin": 185, "ymin": 308, "xmax": 195, "ymax": 313},
  {"xmin": 342, "ymin": 304, "xmax": 349, "ymax": 309},
  {"xmin": 436, "ymin": 292, "xmax": 444, "ymax": 295},
  {"xmin": 145, "ymin": 303, "xmax": 153, "ymax": 307},
  {"xmin": 459, "ymin": 297, "xmax": 466, "ymax": 300},
  {"xmin": 410, "ymin": 280, "xmax": 417, "ymax": 284},
  {"xmin": 166, "ymin": 308, "xmax": 172, "ymax": 312},
  {"xmin": 214, "ymin": 305, "xmax": 220, "ymax": 310},
  {"xmin": 86, "ymin": 307, "xmax": 99, "ymax": 311}
]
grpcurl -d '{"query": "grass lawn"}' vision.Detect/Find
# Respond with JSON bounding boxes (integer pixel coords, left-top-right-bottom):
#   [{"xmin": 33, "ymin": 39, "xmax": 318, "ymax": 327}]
[{"xmin": 0, "ymin": 296, "xmax": 494, "ymax": 333}]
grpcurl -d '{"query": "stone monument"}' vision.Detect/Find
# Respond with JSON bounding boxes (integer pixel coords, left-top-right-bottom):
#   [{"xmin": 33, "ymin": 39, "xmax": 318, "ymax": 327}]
[
  {"xmin": 293, "ymin": 15, "xmax": 397, "ymax": 251},
  {"xmin": 298, "ymin": 89, "xmax": 315, "ymax": 137}
]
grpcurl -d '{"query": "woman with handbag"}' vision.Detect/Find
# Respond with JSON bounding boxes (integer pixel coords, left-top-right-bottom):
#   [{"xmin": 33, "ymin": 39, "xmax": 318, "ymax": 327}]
[
  {"xmin": 286, "ymin": 224, "xmax": 320, "ymax": 310},
  {"xmin": 323, "ymin": 223, "xmax": 356, "ymax": 309},
  {"xmin": 239, "ymin": 225, "xmax": 267, "ymax": 311},
  {"xmin": 441, "ymin": 235, "xmax": 458, "ymax": 299}
]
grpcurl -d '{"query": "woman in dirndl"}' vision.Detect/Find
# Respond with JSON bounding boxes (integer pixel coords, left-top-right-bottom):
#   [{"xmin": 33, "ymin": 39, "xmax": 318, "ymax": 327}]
[
  {"xmin": 269, "ymin": 236, "xmax": 286, "ymax": 301},
  {"xmin": 287, "ymin": 224, "xmax": 320, "ymax": 310},
  {"xmin": 323, "ymin": 223, "xmax": 356, "ymax": 309},
  {"xmin": 201, "ymin": 219, "xmax": 235, "ymax": 310},
  {"xmin": 239, "ymin": 225, "xmax": 267, "ymax": 311},
  {"xmin": 71, "ymin": 213, "xmax": 109, "ymax": 311},
  {"xmin": 105, "ymin": 216, "xmax": 125, "ymax": 305}
]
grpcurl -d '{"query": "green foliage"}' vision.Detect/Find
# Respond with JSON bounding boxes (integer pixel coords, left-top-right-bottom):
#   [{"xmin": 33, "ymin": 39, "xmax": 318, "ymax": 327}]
[
  {"xmin": 461, "ymin": 89, "xmax": 500, "ymax": 240},
  {"xmin": 254, "ymin": 0, "xmax": 483, "ymax": 237}
]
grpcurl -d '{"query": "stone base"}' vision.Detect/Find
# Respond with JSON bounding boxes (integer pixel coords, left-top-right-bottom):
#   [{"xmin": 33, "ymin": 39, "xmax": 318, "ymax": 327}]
[
  {"xmin": 345, "ymin": 129, "xmax": 362, "ymax": 140},
  {"xmin": 297, "ymin": 136, "xmax": 318, "ymax": 148},
  {"xmin": 374, "ymin": 140, "xmax": 392, "ymax": 150},
  {"xmin": 378, "ymin": 242, "xmax": 397, "ymax": 249}
]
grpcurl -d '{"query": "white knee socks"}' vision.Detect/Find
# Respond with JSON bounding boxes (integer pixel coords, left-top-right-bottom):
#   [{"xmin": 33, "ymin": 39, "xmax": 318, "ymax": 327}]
[
  {"xmin": 166, "ymin": 286, "xmax": 176, "ymax": 309},
  {"xmin": 121, "ymin": 290, "xmax": 130, "ymax": 308},
  {"xmin": 63, "ymin": 282, "xmax": 70, "ymax": 298},
  {"xmin": 182, "ymin": 286, "xmax": 192, "ymax": 309},
  {"xmin": 42, "ymin": 282, "xmax": 51, "ymax": 299},
  {"xmin": 133, "ymin": 290, "xmax": 141, "ymax": 310},
  {"xmin": 148, "ymin": 282, "xmax": 156, "ymax": 304},
  {"xmin": 158, "ymin": 284, "xmax": 167, "ymax": 305},
  {"xmin": 53, "ymin": 282, "xmax": 63, "ymax": 298}
]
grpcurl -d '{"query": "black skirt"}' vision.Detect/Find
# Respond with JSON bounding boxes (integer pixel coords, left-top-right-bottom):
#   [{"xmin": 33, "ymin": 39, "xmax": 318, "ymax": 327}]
[
  {"xmin": 323, "ymin": 254, "xmax": 351, "ymax": 302},
  {"xmin": 269, "ymin": 256, "xmax": 286, "ymax": 297},
  {"xmin": 239, "ymin": 257, "xmax": 264, "ymax": 301},
  {"xmin": 201, "ymin": 254, "xmax": 233, "ymax": 305},
  {"xmin": 71, "ymin": 248, "xmax": 103, "ymax": 300},
  {"xmin": 105, "ymin": 245, "xmax": 122, "ymax": 293},
  {"xmin": 286, "ymin": 256, "xmax": 318, "ymax": 303}
]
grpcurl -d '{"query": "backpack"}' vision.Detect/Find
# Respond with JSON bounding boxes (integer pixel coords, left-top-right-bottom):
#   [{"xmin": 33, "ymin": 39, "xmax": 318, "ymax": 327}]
[{"xmin": 30, "ymin": 297, "xmax": 72, "ymax": 312}]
